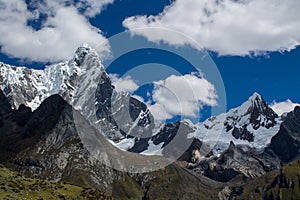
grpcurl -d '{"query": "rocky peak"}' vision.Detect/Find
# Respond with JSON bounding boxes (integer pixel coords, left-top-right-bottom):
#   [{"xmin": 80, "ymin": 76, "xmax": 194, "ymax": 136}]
[
  {"xmin": 73, "ymin": 43, "xmax": 93, "ymax": 66},
  {"xmin": 224, "ymin": 92, "xmax": 279, "ymax": 141},
  {"xmin": 248, "ymin": 92, "xmax": 262, "ymax": 101},
  {"xmin": 72, "ymin": 43, "xmax": 104, "ymax": 71},
  {"xmin": 247, "ymin": 92, "xmax": 266, "ymax": 115},
  {"xmin": 246, "ymin": 92, "xmax": 278, "ymax": 129},
  {"xmin": 190, "ymin": 92, "xmax": 282, "ymax": 155},
  {"xmin": 230, "ymin": 92, "xmax": 276, "ymax": 121}
]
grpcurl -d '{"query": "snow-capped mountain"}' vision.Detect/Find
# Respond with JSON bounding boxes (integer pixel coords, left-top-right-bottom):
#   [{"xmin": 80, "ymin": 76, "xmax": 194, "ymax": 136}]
[
  {"xmin": 189, "ymin": 92, "xmax": 282, "ymax": 154},
  {"xmin": 0, "ymin": 44, "xmax": 285, "ymax": 158},
  {"xmin": 123, "ymin": 92, "xmax": 283, "ymax": 157},
  {"xmin": 0, "ymin": 43, "xmax": 104, "ymax": 111},
  {"xmin": 0, "ymin": 44, "xmax": 155, "ymax": 147}
]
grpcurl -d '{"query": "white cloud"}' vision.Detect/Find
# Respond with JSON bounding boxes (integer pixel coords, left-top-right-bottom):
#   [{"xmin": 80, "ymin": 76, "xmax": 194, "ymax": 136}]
[
  {"xmin": 149, "ymin": 103, "xmax": 173, "ymax": 122},
  {"xmin": 0, "ymin": 0, "xmax": 112, "ymax": 62},
  {"xmin": 270, "ymin": 99, "xmax": 300, "ymax": 116},
  {"xmin": 149, "ymin": 74, "xmax": 218, "ymax": 121},
  {"xmin": 109, "ymin": 74, "xmax": 139, "ymax": 93},
  {"xmin": 123, "ymin": 0, "xmax": 300, "ymax": 56},
  {"xmin": 109, "ymin": 73, "xmax": 218, "ymax": 122}
]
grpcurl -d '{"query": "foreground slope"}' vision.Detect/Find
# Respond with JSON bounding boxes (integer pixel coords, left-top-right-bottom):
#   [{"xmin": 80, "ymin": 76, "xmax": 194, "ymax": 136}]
[
  {"xmin": 219, "ymin": 159, "xmax": 300, "ymax": 200},
  {"xmin": 0, "ymin": 164, "xmax": 112, "ymax": 200}
]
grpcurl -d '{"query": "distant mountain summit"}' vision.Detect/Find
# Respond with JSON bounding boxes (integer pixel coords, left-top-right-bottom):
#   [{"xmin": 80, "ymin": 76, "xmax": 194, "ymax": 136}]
[
  {"xmin": 189, "ymin": 92, "xmax": 282, "ymax": 154},
  {"xmin": 226, "ymin": 92, "xmax": 278, "ymax": 132}
]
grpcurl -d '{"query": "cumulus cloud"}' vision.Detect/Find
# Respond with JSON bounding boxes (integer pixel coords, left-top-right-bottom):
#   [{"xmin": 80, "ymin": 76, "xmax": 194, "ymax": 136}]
[
  {"xmin": 0, "ymin": 0, "xmax": 112, "ymax": 62},
  {"xmin": 149, "ymin": 74, "xmax": 218, "ymax": 121},
  {"xmin": 108, "ymin": 73, "xmax": 218, "ymax": 121},
  {"xmin": 270, "ymin": 99, "xmax": 300, "ymax": 116},
  {"xmin": 109, "ymin": 74, "xmax": 139, "ymax": 93},
  {"xmin": 123, "ymin": 0, "xmax": 300, "ymax": 56}
]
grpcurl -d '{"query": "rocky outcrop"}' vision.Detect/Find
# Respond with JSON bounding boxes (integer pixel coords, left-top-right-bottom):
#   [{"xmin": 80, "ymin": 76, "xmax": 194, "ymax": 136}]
[
  {"xmin": 218, "ymin": 186, "xmax": 243, "ymax": 200},
  {"xmin": 187, "ymin": 141, "xmax": 281, "ymax": 182},
  {"xmin": 178, "ymin": 138, "xmax": 212, "ymax": 163}
]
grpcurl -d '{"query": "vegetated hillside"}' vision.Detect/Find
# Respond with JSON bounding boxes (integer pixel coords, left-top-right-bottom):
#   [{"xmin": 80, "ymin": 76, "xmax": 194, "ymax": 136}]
[
  {"xmin": 113, "ymin": 162, "xmax": 224, "ymax": 200},
  {"xmin": 220, "ymin": 159, "xmax": 300, "ymax": 200},
  {"xmin": 0, "ymin": 164, "xmax": 112, "ymax": 200}
]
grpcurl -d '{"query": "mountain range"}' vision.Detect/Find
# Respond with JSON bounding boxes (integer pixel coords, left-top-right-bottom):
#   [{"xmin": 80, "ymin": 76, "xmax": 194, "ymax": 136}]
[{"xmin": 0, "ymin": 45, "xmax": 300, "ymax": 199}]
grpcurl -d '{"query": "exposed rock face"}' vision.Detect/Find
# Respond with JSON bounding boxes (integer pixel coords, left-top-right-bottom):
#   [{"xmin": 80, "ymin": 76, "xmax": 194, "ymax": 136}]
[
  {"xmin": 129, "ymin": 122, "xmax": 188, "ymax": 153},
  {"xmin": 0, "ymin": 90, "xmax": 12, "ymax": 115},
  {"xmin": 129, "ymin": 121, "xmax": 202, "ymax": 160},
  {"xmin": 95, "ymin": 72, "xmax": 155, "ymax": 142},
  {"xmin": 270, "ymin": 106, "xmax": 300, "ymax": 163},
  {"xmin": 246, "ymin": 93, "xmax": 277, "ymax": 129},
  {"xmin": 152, "ymin": 122, "xmax": 186, "ymax": 148}
]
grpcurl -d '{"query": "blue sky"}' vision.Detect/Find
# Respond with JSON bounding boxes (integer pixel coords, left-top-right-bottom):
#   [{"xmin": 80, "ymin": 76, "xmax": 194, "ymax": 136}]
[
  {"xmin": 0, "ymin": 0, "xmax": 299, "ymax": 122},
  {"xmin": 92, "ymin": 0, "xmax": 300, "ymax": 110}
]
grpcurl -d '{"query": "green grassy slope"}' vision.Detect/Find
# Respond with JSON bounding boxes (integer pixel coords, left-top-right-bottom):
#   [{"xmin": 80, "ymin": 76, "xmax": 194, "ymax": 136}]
[
  {"xmin": 235, "ymin": 159, "xmax": 300, "ymax": 200},
  {"xmin": 0, "ymin": 164, "xmax": 112, "ymax": 200},
  {"xmin": 112, "ymin": 162, "xmax": 223, "ymax": 200}
]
